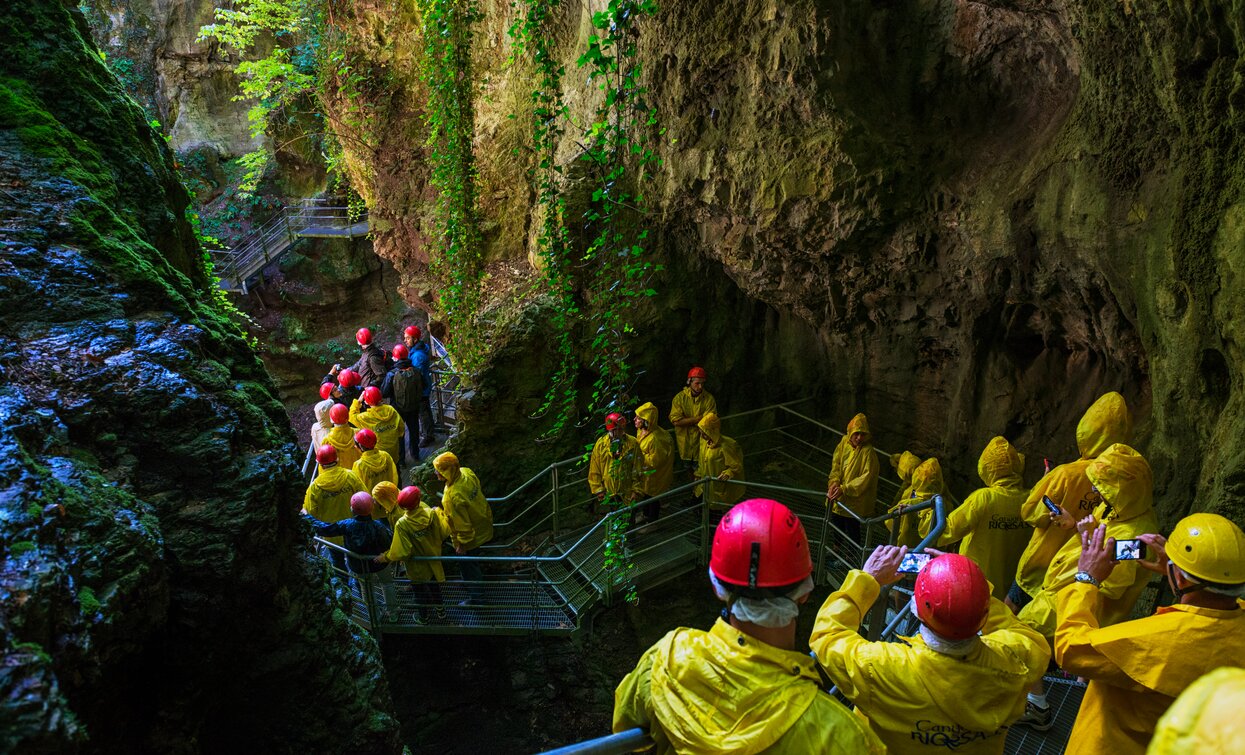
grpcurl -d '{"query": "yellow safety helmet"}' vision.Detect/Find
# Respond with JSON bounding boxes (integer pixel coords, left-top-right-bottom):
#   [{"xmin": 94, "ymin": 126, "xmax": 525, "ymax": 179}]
[{"xmin": 1166, "ymin": 513, "xmax": 1245, "ymax": 586}]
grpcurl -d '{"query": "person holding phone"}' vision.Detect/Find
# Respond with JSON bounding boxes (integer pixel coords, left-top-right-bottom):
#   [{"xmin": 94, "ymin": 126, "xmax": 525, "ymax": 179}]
[
  {"xmin": 1053, "ymin": 513, "xmax": 1245, "ymax": 752},
  {"xmin": 810, "ymin": 547, "xmax": 1049, "ymax": 753},
  {"xmin": 1008, "ymin": 392, "xmax": 1134, "ymax": 616}
]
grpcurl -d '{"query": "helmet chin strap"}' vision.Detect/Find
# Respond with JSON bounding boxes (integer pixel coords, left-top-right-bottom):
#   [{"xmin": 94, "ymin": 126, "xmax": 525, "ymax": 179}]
[{"xmin": 1169, "ymin": 562, "xmax": 1207, "ymax": 598}]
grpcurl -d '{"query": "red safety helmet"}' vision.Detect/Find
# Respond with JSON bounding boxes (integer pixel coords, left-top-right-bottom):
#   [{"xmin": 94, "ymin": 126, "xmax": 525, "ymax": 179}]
[
  {"xmin": 913, "ymin": 554, "xmax": 991, "ymax": 641},
  {"xmin": 404, "ymin": 325, "xmax": 422, "ymax": 340},
  {"xmin": 329, "ymin": 403, "xmax": 349, "ymax": 425},
  {"xmin": 397, "ymin": 486, "xmax": 422, "ymax": 510},
  {"xmin": 392, "ymin": 344, "xmax": 409, "ymax": 360},
  {"xmin": 349, "ymin": 492, "xmax": 374, "ymax": 517},
  {"xmin": 354, "ymin": 428, "xmax": 377, "ymax": 450},
  {"xmin": 356, "ymin": 327, "xmax": 373, "ymax": 346},
  {"xmin": 338, "ymin": 369, "xmax": 360, "ymax": 388},
  {"xmin": 688, "ymin": 366, "xmax": 708, "ymax": 381},
  {"xmin": 315, "ymin": 444, "xmax": 338, "ymax": 466},
  {"xmin": 604, "ymin": 412, "xmax": 625, "ymax": 431},
  {"xmin": 362, "ymin": 386, "xmax": 383, "ymax": 406},
  {"xmin": 710, "ymin": 498, "xmax": 812, "ymax": 589},
  {"xmin": 319, "ymin": 382, "xmax": 334, "ymax": 400}
]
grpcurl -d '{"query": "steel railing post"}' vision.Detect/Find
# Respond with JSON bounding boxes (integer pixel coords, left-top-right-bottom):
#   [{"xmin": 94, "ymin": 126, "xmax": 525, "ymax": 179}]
[
  {"xmin": 551, "ymin": 466, "xmax": 561, "ymax": 542},
  {"xmin": 699, "ymin": 480, "xmax": 713, "ymax": 566},
  {"xmin": 814, "ymin": 496, "xmax": 833, "ymax": 585},
  {"xmin": 361, "ymin": 569, "xmax": 380, "ymax": 635}
]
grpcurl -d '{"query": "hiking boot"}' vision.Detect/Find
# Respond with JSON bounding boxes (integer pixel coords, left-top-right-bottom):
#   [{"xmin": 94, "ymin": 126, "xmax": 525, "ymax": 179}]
[{"xmin": 1015, "ymin": 700, "xmax": 1053, "ymax": 731}]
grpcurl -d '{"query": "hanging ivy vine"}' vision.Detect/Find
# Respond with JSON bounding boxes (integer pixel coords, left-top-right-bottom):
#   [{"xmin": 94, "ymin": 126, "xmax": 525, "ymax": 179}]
[
  {"xmin": 419, "ymin": 0, "xmax": 485, "ymax": 378},
  {"xmin": 577, "ymin": 0, "xmax": 661, "ymax": 422},
  {"xmin": 508, "ymin": 0, "xmax": 577, "ymax": 438}
]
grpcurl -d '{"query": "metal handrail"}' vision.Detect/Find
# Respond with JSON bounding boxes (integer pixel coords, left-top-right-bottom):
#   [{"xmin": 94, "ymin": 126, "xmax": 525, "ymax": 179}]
[{"xmin": 538, "ymin": 728, "xmax": 653, "ymax": 754}]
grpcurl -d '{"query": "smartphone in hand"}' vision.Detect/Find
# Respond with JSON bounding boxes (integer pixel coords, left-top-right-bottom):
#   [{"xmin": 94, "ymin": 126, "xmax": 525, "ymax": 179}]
[
  {"xmin": 1042, "ymin": 495, "xmax": 1062, "ymax": 516},
  {"xmin": 898, "ymin": 552, "xmax": 932, "ymax": 574},
  {"xmin": 1114, "ymin": 539, "xmax": 1147, "ymax": 561}
]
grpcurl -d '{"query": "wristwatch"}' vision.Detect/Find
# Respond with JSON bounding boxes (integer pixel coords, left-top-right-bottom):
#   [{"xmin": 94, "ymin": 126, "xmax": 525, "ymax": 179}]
[{"xmin": 1074, "ymin": 571, "xmax": 1101, "ymax": 588}]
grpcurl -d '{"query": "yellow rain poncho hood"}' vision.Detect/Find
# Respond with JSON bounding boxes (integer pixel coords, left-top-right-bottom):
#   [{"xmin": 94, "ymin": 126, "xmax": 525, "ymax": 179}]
[
  {"xmin": 434, "ymin": 452, "xmax": 461, "ymax": 484},
  {"xmin": 891, "ymin": 451, "xmax": 921, "ymax": 484},
  {"xmin": 1086, "ymin": 443, "xmax": 1153, "ymax": 522},
  {"xmin": 697, "ymin": 412, "xmax": 722, "ymax": 445},
  {"xmin": 372, "ymin": 481, "xmax": 400, "ymax": 526},
  {"xmin": 324, "ymin": 423, "xmax": 362, "ymax": 470},
  {"xmin": 617, "ymin": 619, "xmax": 884, "ymax": 754},
  {"xmin": 911, "ymin": 458, "xmax": 945, "ymax": 500},
  {"xmin": 978, "ymin": 436, "xmax": 1024, "ymax": 488},
  {"xmin": 353, "ymin": 448, "xmax": 398, "ymax": 494},
  {"xmin": 845, "ymin": 412, "xmax": 871, "ymax": 441},
  {"xmin": 1076, "ymin": 391, "xmax": 1132, "ymax": 459},
  {"xmin": 1149, "ymin": 667, "xmax": 1245, "ymax": 754},
  {"xmin": 636, "ymin": 401, "xmax": 660, "ymax": 427}
]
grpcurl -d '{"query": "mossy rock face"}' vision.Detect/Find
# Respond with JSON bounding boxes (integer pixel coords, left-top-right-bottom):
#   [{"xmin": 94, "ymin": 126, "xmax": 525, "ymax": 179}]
[{"xmin": 0, "ymin": 4, "xmax": 400, "ymax": 753}]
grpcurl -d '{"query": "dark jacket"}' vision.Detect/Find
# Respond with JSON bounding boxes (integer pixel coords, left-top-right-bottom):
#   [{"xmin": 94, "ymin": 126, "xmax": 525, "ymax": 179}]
[
  {"xmin": 304, "ymin": 513, "xmax": 392, "ymax": 573},
  {"xmin": 411, "ymin": 342, "xmax": 433, "ymax": 397},
  {"xmin": 381, "ymin": 358, "xmax": 419, "ymax": 411},
  {"xmin": 351, "ymin": 344, "xmax": 390, "ymax": 389}
]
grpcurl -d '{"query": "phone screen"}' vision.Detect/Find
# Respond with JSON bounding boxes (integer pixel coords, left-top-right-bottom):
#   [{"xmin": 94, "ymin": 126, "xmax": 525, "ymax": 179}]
[
  {"xmin": 1042, "ymin": 495, "xmax": 1062, "ymax": 516},
  {"xmin": 898, "ymin": 552, "xmax": 932, "ymax": 574},
  {"xmin": 1114, "ymin": 539, "xmax": 1146, "ymax": 561}
]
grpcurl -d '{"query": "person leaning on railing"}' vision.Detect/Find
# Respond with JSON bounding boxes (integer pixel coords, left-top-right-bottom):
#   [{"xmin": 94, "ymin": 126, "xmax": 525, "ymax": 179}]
[
  {"xmin": 825, "ymin": 413, "xmax": 880, "ymax": 542},
  {"xmin": 375, "ymin": 486, "xmax": 448, "ymax": 624},
  {"xmin": 694, "ymin": 412, "xmax": 745, "ymax": 507},
  {"xmin": 613, "ymin": 499, "xmax": 884, "ymax": 754},
  {"xmin": 434, "ymin": 452, "xmax": 492, "ymax": 604},
  {"xmin": 809, "ymin": 547, "xmax": 1049, "ymax": 754}
]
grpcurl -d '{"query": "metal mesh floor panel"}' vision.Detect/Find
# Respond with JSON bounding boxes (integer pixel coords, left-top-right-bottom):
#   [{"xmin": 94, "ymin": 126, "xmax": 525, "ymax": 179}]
[{"xmin": 1003, "ymin": 676, "xmax": 1086, "ymax": 754}]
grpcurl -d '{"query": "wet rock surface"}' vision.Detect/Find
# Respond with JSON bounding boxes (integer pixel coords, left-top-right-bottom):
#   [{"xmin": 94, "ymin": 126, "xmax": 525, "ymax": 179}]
[{"xmin": 0, "ymin": 5, "xmax": 399, "ymax": 752}]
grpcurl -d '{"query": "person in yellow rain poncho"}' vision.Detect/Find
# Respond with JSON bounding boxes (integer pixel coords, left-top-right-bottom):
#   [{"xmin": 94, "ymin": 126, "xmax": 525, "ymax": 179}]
[
  {"xmin": 376, "ymin": 486, "xmax": 449, "ymax": 623},
  {"xmin": 310, "ymin": 397, "xmax": 335, "ymax": 449},
  {"xmin": 1015, "ymin": 442, "xmax": 1158, "ymax": 730},
  {"xmin": 669, "ymin": 366, "xmax": 717, "ymax": 463},
  {"xmin": 351, "ymin": 428, "xmax": 399, "ymax": 493},
  {"xmin": 939, "ymin": 438, "xmax": 1030, "ymax": 600},
  {"xmin": 810, "ymin": 547, "xmax": 1049, "ymax": 754},
  {"xmin": 909, "ymin": 457, "xmax": 949, "ymax": 541},
  {"xmin": 350, "ymin": 386, "xmax": 405, "ymax": 472},
  {"xmin": 303, "ymin": 444, "xmax": 366, "ymax": 547},
  {"xmin": 888, "ymin": 450, "xmax": 922, "ymax": 508},
  {"xmin": 323, "ymin": 402, "xmax": 362, "ymax": 472},
  {"xmin": 1148, "ymin": 667, "xmax": 1245, "ymax": 754},
  {"xmin": 634, "ymin": 402, "xmax": 674, "ymax": 524},
  {"xmin": 434, "ymin": 452, "xmax": 492, "ymax": 601},
  {"xmin": 588, "ymin": 412, "xmax": 644, "ymax": 513},
  {"xmin": 371, "ymin": 481, "xmax": 401, "ymax": 530},
  {"xmin": 694, "ymin": 413, "xmax": 745, "ymax": 507},
  {"xmin": 1008, "ymin": 391, "xmax": 1133, "ymax": 613},
  {"xmin": 825, "ymin": 414, "xmax": 880, "ymax": 533},
  {"xmin": 1054, "ymin": 513, "xmax": 1245, "ymax": 753},
  {"xmin": 613, "ymin": 498, "xmax": 885, "ymax": 755}
]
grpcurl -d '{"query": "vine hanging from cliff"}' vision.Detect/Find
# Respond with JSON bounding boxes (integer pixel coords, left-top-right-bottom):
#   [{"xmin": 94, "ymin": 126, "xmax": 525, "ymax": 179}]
[
  {"xmin": 577, "ymin": 0, "xmax": 662, "ymax": 421},
  {"xmin": 419, "ymin": 0, "xmax": 486, "ymax": 377},
  {"xmin": 508, "ymin": 0, "xmax": 577, "ymax": 438}
]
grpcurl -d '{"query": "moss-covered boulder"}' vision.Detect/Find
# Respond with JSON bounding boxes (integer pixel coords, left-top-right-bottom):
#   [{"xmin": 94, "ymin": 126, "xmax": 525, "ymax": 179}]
[{"xmin": 0, "ymin": 4, "xmax": 399, "ymax": 752}]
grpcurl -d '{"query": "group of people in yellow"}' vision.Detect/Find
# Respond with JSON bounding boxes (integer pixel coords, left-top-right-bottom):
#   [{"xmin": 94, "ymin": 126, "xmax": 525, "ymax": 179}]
[
  {"xmin": 612, "ymin": 391, "xmax": 1245, "ymax": 754},
  {"xmin": 587, "ymin": 367, "xmax": 745, "ymax": 522}
]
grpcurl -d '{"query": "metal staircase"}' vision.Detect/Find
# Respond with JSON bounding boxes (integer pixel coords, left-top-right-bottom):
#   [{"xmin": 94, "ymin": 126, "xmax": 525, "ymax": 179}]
[{"xmin": 211, "ymin": 198, "xmax": 369, "ymax": 294}]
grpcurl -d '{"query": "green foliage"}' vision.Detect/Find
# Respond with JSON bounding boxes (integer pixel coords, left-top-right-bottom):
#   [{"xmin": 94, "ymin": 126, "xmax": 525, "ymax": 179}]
[
  {"xmin": 419, "ymin": 0, "xmax": 485, "ymax": 379},
  {"xmin": 10, "ymin": 540, "xmax": 36, "ymax": 556},
  {"xmin": 78, "ymin": 585, "xmax": 102, "ymax": 615},
  {"xmin": 509, "ymin": 0, "xmax": 578, "ymax": 439},
  {"xmin": 575, "ymin": 0, "xmax": 662, "ymax": 422}
]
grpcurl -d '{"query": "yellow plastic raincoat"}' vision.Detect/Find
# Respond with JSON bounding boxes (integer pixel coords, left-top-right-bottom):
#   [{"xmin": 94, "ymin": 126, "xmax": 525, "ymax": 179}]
[
  {"xmin": 1018, "ymin": 442, "xmax": 1157, "ymax": 641},
  {"xmin": 912, "ymin": 458, "xmax": 949, "ymax": 540},
  {"xmin": 669, "ymin": 385, "xmax": 717, "ymax": 462},
  {"xmin": 352, "ymin": 448, "xmax": 398, "ymax": 495},
  {"xmin": 810, "ymin": 570, "xmax": 1049, "ymax": 754},
  {"xmin": 1013, "ymin": 392, "xmax": 1132, "ymax": 597},
  {"xmin": 382, "ymin": 503, "xmax": 449, "ymax": 582},
  {"xmin": 323, "ymin": 423, "xmax": 362, "ymax": 471},
  {"xmin": 1056, "ymin": 583, "xmax": 1245, "ymax": 754},
  {"xmin": 694, "ymin": 413, "xmax": 745, "ymax": 506},
  {"xmin": 889, "ymin": 451, "xmax": 922, "ymax": 508},
  {"xmin": 1148, "ymin": 667, "xmax": 1245, "ymax": 754},
  {"xmin": 939, "ymin": 438, "xmax": 1029, "ymax": 600},
  {"xmin": 371, "ymin": 481, "xmax": 400, "ymax": 529},
  {"xmin": 310, "ymin": 398, "xmax": 334, "ymax": 449},
  {"xmin": 588, "ymin": 432, "xmax": 644, "ymax": 503},
  {"xmin": 303, "ymin": 465, "xmax": 366, "ymax": 545},
  {"xmin": 349, "ymin": 399, "xmax": 405, "ymax": 468},
  {"xmin": 826, "ymin": 414, "xmax": 880, "ymax": 519},
  {"xmin": 439, "ymin": 460, "xmax": 493, "ymax": 551},
  {"xmin": 635, "ymin": 402, "xmax": 674, "ymax": 498},
  {"xmin": 614, "ymin": 618, "xmax": 885, "ymax": 754},
  {"xmin": 885, "ymin": 452, "xmax": 930, "ymax": 548}
]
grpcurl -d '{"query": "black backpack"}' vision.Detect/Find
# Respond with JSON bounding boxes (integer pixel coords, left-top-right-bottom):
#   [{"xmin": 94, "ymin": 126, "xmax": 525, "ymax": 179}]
[{"xmin": 390, "ymin": 366, "xmax": 422, "ymax": 414}]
